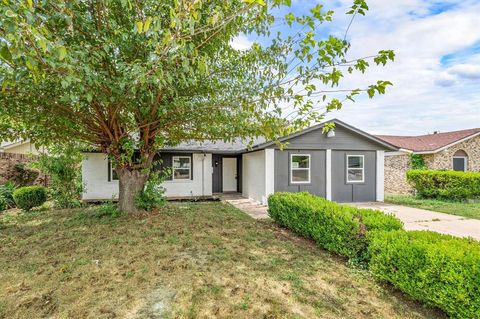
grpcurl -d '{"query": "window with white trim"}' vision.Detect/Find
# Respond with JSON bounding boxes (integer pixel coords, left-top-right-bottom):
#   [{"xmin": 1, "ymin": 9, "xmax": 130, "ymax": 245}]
[
  {"xmin": 347, "ymin": 155, "xmax": 364, "ymax": 183},
  {"xmin": 290, "ymin": 154, "xmax": 311, "ymax": 184},
  {"xmin": 172, "ymin": 156, "xmax": 191, "ymax": 180}
]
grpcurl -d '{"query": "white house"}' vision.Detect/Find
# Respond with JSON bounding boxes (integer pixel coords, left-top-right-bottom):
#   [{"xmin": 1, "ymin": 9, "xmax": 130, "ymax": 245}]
[{"xmin": 82, "ymin": 119, "xmax": 397, "ymax": 204}]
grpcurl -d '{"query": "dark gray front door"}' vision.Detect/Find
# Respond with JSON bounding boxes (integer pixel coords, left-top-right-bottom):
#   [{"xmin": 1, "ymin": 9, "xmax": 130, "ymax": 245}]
[{"xmin": 212, "ymin": 154, "xmax": 222, "ymax": 193}]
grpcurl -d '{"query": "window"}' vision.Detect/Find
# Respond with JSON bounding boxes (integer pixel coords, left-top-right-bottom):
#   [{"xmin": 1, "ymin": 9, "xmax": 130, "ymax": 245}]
[
  {"xmin": 108, "ymin": 160, "xmax": 119, "ymax": 181},
  {"xmin": 347, "ymin": 155, "xmax": 364, "ymax": 183},
  {"xmin": 453, "ymin": 150, "xmax": 468, "ymax": 172},
  {"xmin": 290, "ymin": 154, "xmax": 311, "ymax": 184},
  {"xmin": 172, "ymin": 156, "xmax": 191, "ymax": 180}
]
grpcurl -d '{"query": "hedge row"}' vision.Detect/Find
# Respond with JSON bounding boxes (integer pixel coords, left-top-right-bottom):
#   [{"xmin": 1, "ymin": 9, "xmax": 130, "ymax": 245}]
[
  {"xmin": 268, "ymin": 192, "xmax": 480, "ymax": 318},
  {"xmin": 369, "ymin": 231, "xmax": 480, "ymax": 319},
  {"xmin": 406, "ymin": 169, "xmax": 480, "ymax": 200},
  {"xmin": 267, "ymin": 192, "xmax": 402, "ymax": 263}
]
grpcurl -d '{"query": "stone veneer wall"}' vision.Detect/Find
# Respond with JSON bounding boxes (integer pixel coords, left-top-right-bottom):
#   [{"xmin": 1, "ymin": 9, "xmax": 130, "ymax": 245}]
[
  {"xmin": 384, "ymin": 134, "xmax": 480, "ymax": 194},
  {"xmin": 384, "ymin": 153, "xmax": 413, "ymax": 194},
  {"xmin": 423, "ymin": 135, "xmax": 480, "ymax": 172}
]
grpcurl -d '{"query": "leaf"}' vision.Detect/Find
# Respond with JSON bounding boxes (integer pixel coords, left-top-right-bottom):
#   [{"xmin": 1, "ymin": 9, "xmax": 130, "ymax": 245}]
[
  {"xmin": 0, "ymin": 45, "xmax": 12, "ymax": 64},
  {"xmin": 38, "ymin": 38, "xmax": 47, "ymax": 52},
  {"xmin": 136, "ymin": 21, "xmax": 143, "ymax": 33},
  {"xmin": 26, "ymin": 0, "xmax": 33, "ymax": 8},
  {"xmin": 57, "ymin": 46, "xmax": 67, "ymax": 61},
  {"xmin": 143, "ymin": 17, "xmax": 152, "ymax": 32}
]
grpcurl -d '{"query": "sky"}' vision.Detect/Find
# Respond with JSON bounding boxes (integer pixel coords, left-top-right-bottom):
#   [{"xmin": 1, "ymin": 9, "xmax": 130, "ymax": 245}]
[{"xmin": 232, "ymin": 0, "xmax": 480, "ymax": 135}]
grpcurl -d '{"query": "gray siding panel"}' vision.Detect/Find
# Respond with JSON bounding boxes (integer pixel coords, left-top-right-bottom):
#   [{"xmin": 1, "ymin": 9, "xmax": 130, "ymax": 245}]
[
  {"xmin": 274, "ymin": 149, "xmax": 326, "ymax": 197},
  {"xmin": 331, "ymin": 150, "xmax": 376, "ymax": 202},
  {"xmin": 277, "ymin": 125, "xmax": 383, "ymax": 151}
]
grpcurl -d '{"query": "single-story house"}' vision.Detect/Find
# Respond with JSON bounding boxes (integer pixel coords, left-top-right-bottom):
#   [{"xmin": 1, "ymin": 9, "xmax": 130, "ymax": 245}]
[
  {"xmin": 376, "ymin": 128, "xmax": 480, "ymax": 194},
  {"xmin": 82, "ymin": 119, "xmax": 398, "ymax": 204},
  {"xmin": 0, "ymin": 140, "xmax": 45, "ymax": 155}
]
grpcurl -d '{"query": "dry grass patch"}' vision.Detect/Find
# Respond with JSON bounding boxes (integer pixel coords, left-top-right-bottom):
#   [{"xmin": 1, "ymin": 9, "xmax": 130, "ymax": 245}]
[{"xmin": 0, "ymin": 202, "xmax": 445, "ymax": 318}]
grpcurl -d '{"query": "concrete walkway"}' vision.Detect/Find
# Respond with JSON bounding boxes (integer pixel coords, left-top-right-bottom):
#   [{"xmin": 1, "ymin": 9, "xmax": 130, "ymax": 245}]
[
  {"xmin": 220, "ymin": 194, "xmax": 269, "ymax": 219},
  {"xmin": 353, "ymin": 202, "xmax": 480, "ymax": 240}
]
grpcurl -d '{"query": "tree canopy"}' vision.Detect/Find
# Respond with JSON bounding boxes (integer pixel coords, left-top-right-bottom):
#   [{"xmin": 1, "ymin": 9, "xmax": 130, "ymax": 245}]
[{"xmin": 0, "ymin": 0, "xmax": 394, "ymax": 212}]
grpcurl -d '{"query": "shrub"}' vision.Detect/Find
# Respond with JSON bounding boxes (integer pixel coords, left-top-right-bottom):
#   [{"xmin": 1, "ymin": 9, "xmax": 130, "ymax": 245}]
[
  {"xmin": 95, "ymin": 201, "xmax": 122, "ymax": 218},
  {"xmin": 0, "ymin": 181, "xmax": 17, "ymax": 208},
  {"xmin": 369, "ymin": 230, "xmax": 480, "ymax": 319},
  {"xmin": 0, "ymin": 196, "xmax": 7, "ymax": 212},
  {"xmin": 407, "ymin": 169, "xmax": 480, "ymax": 200},
  {"xmin": 33, "ymin": 147, "xmax": 83, "ymax": 208},
  {"xmin": 268, "ymin": 192, "xmax": 403, "ymax": 263},
  {"xmin": 135, "ymin": 170, "xmax": 167, "ymax": 211},
  {"xmin": 409, "ymin": 153, "xmax": 425, "ymax": 169},
  {"xmin": 13, "ymin": 186, "xmax": 48, "ymax": 211}
]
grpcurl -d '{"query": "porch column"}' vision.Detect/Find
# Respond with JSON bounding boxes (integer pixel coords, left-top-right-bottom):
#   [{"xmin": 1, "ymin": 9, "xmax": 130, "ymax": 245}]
[
  {"xmin": 376, "ymin": 150, "xmax": 385, "ymax": 201},
  {"xmin": 264, "ymin": 148, "xmax": 275, "ymax": 204},
  {"xmin": 326, "ymin": 149, "xmax": 332, "ymax": 200}
]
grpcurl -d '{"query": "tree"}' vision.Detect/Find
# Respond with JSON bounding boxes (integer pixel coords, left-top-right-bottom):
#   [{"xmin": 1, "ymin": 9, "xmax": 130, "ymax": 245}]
[{"xmin": 0, "ymin": 0, "xmax": 394, "ymax": 213}]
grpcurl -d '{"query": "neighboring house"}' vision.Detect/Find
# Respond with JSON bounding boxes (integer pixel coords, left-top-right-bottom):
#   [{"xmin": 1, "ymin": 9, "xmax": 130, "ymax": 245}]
[
  {"xmin": 376, "ymin": 128, "xmax": 480, "ymax": 194},
  {"xmin": 82, "ymin": 119, "xmax": 397, "ymax": 204},
  {"xmin": 0, "ymin": 140, "xmax": 45, "ymax": 155}
]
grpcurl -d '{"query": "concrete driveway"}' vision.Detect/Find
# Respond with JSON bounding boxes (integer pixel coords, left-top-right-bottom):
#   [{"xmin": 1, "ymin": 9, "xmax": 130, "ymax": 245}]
[{"xmin": 353, "ymin": 202, "xmax": 480, "ymax": 240}]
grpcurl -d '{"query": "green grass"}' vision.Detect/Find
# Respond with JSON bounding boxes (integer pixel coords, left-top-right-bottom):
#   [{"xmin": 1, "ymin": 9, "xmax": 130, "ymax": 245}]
[
  {"xmin": 385, "ymin": 194, "xmax": 480, "ymax": 220},
  {"xmin": 0, "ymin": 202, "xmax": 445, "ymax": 319}
]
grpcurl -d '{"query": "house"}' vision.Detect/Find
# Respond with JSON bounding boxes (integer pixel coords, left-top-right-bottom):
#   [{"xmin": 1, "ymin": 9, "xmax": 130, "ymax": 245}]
[
  {"xmin": 0, "ymin": 140, "xmax": 45, "ymax": 155},
  {"xmin": 81, "ymin": 119, "xmax": 398, "ymax": 204},
  {"xmin": 376, "ymin": 128, "xmax": 480, "ymax": 194}
]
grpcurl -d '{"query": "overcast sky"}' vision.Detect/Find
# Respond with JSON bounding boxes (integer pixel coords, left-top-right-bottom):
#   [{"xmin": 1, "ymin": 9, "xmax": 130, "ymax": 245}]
[{"xmin": 232, "ymin": 0, "xmax": 480, "ymax": 135}]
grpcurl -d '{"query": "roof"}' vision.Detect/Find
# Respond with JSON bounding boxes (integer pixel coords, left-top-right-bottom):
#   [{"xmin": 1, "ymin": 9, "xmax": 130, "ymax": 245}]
[
  {"xmin": 0, "ymin": 139, "xmax": 30, "ymax": 150},
  {"xmin": 376, "ymin": 128, "xmax": 480, "ymax": 153},
  {"xmin": 161, "ymin": 119, "xmax": 398, "ymax": 153}
]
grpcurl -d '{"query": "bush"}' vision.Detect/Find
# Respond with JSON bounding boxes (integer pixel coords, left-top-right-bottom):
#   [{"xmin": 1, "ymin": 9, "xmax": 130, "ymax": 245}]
[
  {"xmin": 0, "ymin": 181, "xmax": 17, "ymax": 208},
  {"xmin": 0, "ymin": 196, "xmax": 7, "ymax": 212},
  {"xmin": 369, "ymin": 230, "xmax": 480, "ymax": 319},
  {"xmin": 135, "ymin": 171, "xmax": 167, "ymax": 211},
  {"xmin": 33, "ymin": 147, "xmax": 83, "ymax": 208},
  {"xmin": 13, "ymin": 186, "xmax": 48, "ymax": 211},
  {"xmin": 95, "ymin": 201, "xmax": 122, "ymax": 218},
  {"xmin": 407, "ymin": 169, "xmax": 480, "ymax": 200},
  {"xmin": 268, "ymin": 192, "xmax": 403, "ymax": 263}
]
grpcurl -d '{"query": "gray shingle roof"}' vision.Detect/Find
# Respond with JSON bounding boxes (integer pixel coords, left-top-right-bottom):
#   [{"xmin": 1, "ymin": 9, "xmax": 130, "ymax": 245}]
[{"xmin": 160, "ymin": 137, "xmax": 266, "ymax": 154}]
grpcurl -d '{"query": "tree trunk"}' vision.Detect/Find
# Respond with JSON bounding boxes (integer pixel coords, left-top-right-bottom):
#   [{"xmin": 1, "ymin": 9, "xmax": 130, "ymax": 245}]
[{"xmin": 117, "ymin": 168, "xmax": 149, "ymax": 214}]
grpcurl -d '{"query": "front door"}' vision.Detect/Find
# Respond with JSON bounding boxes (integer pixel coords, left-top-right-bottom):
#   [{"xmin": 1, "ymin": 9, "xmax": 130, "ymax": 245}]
[{"xmin": 222, "ymin": 158, "xmax": 237, "ymax": 192}]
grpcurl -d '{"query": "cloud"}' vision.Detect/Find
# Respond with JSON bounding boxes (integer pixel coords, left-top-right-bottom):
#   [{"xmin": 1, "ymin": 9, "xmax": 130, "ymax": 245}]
[
  {"xmin": 230, "ymin": 35, "xmax": 253, "ymax": 51},
  {"xmin": 315, "ymin": 0, "xmax": 480, "ymax": 134},
  {"xmin": 448, "ymin": 64, "xmax": 480, "ymax": 79}
]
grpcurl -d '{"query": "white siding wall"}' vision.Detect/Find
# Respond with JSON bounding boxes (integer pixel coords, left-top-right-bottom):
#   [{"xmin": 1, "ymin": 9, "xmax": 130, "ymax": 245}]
[
  {"xmin": 163, "ymin": 153, "xmax": 212, "ymax": 198},
  {"xmin": 82, "ymin": 153, "xmax": 213, "ymax": 200},
  {"xmin": 242, "ymin": 150, "xmax": 267, "ymax": 204},
  {"xmin": 82, "ymin": 153, "xmax": 119, "ymax": 200}
]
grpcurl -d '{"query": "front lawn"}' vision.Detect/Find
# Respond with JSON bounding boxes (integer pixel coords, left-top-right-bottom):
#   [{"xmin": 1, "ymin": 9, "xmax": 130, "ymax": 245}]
[
  {"xmin": 0, "ymin": 202, "xmax": 444, "ymax": 318},
  {"xmin": 385, "ymin": 194, "xmax": 480, "ymax": 220}
]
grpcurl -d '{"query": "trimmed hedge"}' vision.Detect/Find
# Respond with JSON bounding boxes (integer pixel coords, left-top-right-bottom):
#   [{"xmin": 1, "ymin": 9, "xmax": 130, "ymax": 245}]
[
  {"xmin": 369, "ymin": 230, "xmax": 480, "ymax": 319},
  {"xmin": 13, "ymin": 186, "xmax": 48, "ymax": 211},
  {"xmin": 267, "ymin": 192, "xmax": 403, "ymax": 263},
  {"xmin": 407, "ymin": 169, "xmax": 480, "ymax": 200}
]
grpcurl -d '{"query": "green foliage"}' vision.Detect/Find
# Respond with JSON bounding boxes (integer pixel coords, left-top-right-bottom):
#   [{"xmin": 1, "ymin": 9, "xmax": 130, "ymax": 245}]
[
  {"xmin": 407, "ymin": 169, "xmax": 480, "ymax": 200},
  {"xmin": 12, "ymin": 163, "xmax": 39, "ymax": 186},
  {"xmin": 0, "ymin": 181, "xmax": 17, "ymax": 208},
  {"xmin": 13, "ymin": 186, "xmax": 48, "ymax": 211},
  {"xmin": 0, "ymin": 196, "xmax": 7, "ymax": 212},
  {"xmin": 409, "ymin": 153, "xmax": 425, "ymax": 170},
  {"xmin": 267, "ymin": 192, "xmax": 402, "ymax": 264},
  {"xmin": 95, "ymin": 201, "xmax": 123, "ymax": 218},
  {"xmin": 0, "ymin": 1, "xmax": 394, "ymax": 204},
  {"xmin": 135, "ymin": 171, "xmax": 167, "ymax": 211},
  {"xmin": 369, "ymin": 230, "xmax": 480, "ymax": 319},
  {"xmin": 33, "ymin": 146, "xmax": 83, "ymax": 208}
]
